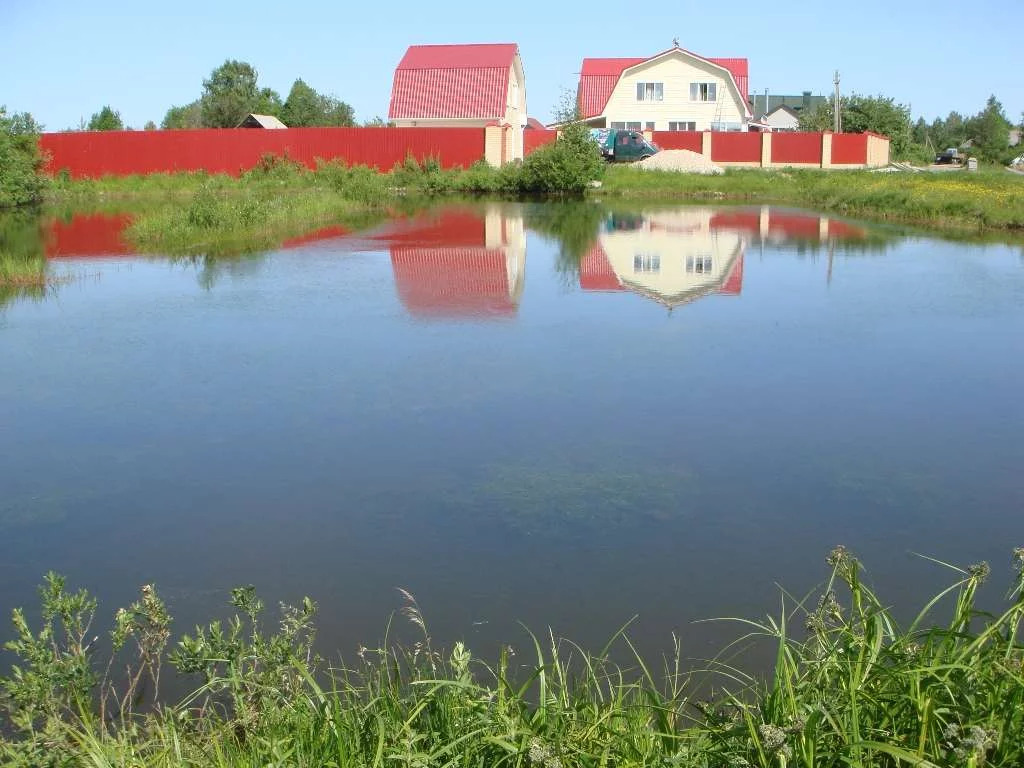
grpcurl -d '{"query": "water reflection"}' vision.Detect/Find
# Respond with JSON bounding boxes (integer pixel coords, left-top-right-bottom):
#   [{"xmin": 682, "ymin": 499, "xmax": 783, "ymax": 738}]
[
  {"xmin": 581, "ymin": 210, "xmax": 745, "ymax": 309},
  {"xmin": 2, "ymin": 203, "xmax": 901, "ymax": 315}
]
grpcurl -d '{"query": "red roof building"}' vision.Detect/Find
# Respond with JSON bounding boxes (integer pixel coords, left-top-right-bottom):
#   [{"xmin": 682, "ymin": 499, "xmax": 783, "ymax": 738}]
[
  {"xmin": 573, "ymin": 45, "xmax": 751, "ymax": 132},
  {"xmin": 388, "ymin": 44, "xmax": 528, "ymax": 158}
]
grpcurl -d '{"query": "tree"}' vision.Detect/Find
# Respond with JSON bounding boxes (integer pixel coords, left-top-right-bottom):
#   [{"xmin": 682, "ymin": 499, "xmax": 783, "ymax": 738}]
[
  {"xmin": 252, "ymin": 87, "xmax": 283, "ymax": 117},
  {"xmin": 0, "ymin": 107, "xmax": 47, "ymax": 207},
  {"xmin": 280, "ymin": 79, "xmax": 355, "ymax": 127},
  {"xmin": 799, "ymin": 94, "xmax": 912, "ymax": 158},
  {"xmin": 200, "ymin": 60, "xmax": 260, "ymax": 128},
  {"xmin": 144, "ymin": 121, "xmax": 157, "ymax": 131},
  {"xmin": 965, "ymin": 95, "xmax": 1011, "ymax": 163},
  {"xmin": 87, "ymin": 105, "xmax": 123, "ymax": 131},
  {"xmin": 162, "ymin": 101, "xmax": 202, "ymax": 130}
]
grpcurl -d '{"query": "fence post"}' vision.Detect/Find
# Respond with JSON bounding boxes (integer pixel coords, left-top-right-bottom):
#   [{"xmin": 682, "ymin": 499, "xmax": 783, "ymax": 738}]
[
  {"xmin": 821, "ymin": 132, "xmax": 833, "ymax": 169},
  {"xmin": 484, "ymin": 125, "xmax": 503, "ymax": 166},
  {"xmin": 761, "ymin": 132, "xmax": 772, "ymax": 168},
  {"xmin": 702, "ymin": 131, "xmax": 712, "ymax": 158}
]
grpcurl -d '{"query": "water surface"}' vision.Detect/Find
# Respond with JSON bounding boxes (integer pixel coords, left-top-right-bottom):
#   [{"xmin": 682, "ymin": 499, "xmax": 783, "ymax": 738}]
[{"xmin": 2, "ymin": 203, "xmax": 1022, "ymax": 662}]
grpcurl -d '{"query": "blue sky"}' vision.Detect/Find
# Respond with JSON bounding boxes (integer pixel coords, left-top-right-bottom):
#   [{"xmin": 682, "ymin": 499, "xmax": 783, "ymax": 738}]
[{"xmin": 2, "ymin": 0, "xmax": 1021, "ymax": 131}]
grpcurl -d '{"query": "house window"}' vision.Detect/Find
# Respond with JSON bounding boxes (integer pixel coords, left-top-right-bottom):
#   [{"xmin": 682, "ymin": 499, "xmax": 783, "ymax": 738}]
[
  {"xmin": 634, "ymin": 254, "xmax": 661, "ymax": 273},
  {"xmin": 685, "ymin": 256, "xmax": 713, "ymax": 274},
  {"xmin": 626, "ymin": 121, "xmax": 641, "ymax": 131},
  {"xmin": 689, "ymin": 82, "xmax": 717, "ymax": 102},
  {"xmin": 668, "ymin": 121, "xmax": 697, "ymax": 131},
  {"xmin": 635, "ymin": 82, "xmax": 664, "ymax": 101},
  {"xmin": 645, "ymin": 121, "xmax": 655, "ymax": 131},
  {"xmin": 610, "ymin": 121, "xmax": 626, "ymax": 130}
]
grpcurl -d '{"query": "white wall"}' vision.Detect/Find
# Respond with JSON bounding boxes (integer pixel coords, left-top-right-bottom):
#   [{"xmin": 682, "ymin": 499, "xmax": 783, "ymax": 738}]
[{"xmin": 601, "ymin": 52, "xmax": 747, "ymax": 131}]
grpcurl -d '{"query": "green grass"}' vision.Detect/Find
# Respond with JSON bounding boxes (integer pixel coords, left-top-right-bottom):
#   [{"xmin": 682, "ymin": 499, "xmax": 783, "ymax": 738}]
[
  {"xmin": 3, "ymin": 548, "xmax": 1022, "ymax": 767},
  {"xmin": 598, "ymin": 167, "xmax": 1024, "ymax": 233}
]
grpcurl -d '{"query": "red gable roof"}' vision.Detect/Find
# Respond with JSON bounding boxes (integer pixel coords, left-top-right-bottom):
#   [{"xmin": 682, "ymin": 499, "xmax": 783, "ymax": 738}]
[
  {"xmin": 390, "ymin": 246, "xmax": 518, "ymax": 318},
  {"xmin": 577, "ymin": 48, "xmax": 749, "ymax": 119},
  {"xmin": 389, "ymin": 44, "xmax": 519, "ymax": 120}
]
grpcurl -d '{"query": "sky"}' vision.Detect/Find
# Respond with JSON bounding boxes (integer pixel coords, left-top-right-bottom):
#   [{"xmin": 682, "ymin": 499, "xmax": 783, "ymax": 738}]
[{"xmin": 2, "ymin": 0, "xmax": 1021, "ymax": 132}]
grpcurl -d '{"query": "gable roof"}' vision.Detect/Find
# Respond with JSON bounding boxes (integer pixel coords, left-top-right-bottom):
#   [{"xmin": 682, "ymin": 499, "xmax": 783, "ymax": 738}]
[
  {"xmin": 389, "ymin": 43, "xmax": 520, "ymax": 120},
  {"xmin": 239, "ymin": 113, "xmax": 287, "ymax": 129},
  {"xmin": 765, "ymin": 104, "xmax": 800, "ymax": 120},
  {"xmin": 577, "ymin": 48, "xmax": 750, "ymax": 119}
]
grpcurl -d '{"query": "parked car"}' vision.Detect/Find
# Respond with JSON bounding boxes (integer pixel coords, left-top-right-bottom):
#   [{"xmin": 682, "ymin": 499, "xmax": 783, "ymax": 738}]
[
  {"xmin": 590, "ymin": 129, "xmax": 659, "ymax": 162},
  {"xmin": 934, "ymin": 148, "xmax": 965, "ymax": 165}
]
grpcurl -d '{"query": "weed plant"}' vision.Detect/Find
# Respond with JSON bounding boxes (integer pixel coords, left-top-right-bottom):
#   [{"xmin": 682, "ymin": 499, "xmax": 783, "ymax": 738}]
[{"xmin": 2, "ymin": 548, "xmax": 1022, "ymax": 767}]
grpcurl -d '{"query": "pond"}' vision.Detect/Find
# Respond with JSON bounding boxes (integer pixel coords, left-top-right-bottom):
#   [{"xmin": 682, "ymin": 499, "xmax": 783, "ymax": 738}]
[{"xmin": 1, "ymin": 202, "xmax": 1022, "ymax": 664}]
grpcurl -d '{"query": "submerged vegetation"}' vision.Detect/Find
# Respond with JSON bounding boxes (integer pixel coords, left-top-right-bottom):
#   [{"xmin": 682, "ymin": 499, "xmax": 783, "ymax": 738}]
[{"xmin": 2, "ymin": 548, "xmax": 1023, "ymax": 767}]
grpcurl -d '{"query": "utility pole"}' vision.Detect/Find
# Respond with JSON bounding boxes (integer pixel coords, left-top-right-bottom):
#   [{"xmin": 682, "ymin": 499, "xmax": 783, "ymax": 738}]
[{"xmin": 833, "ymin": 70, "xmax": 841, "ymax": 133}]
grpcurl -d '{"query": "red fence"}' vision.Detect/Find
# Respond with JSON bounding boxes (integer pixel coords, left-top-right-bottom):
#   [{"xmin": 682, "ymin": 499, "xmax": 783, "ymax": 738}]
[
  {"xmin": 650, "ymin": 132, "xmax": 703, "ymax": 152},
  {"xmin": 710, "ymin": 132, "xmax": 762, "ymax": 163},
  {"xmin": 40, "ymin": 127, "xmax": 487, "ymax": 178},
  {"xmin": 770, "ymin": 132, "xmax": 822, "ymax": 165},
  {"xmin": 523, "ymin": 130, "xmax": 558, "ymax": 156},
  {"xmin": 831, "ymin": 133, "xmax": 868, "ymax": 165}
]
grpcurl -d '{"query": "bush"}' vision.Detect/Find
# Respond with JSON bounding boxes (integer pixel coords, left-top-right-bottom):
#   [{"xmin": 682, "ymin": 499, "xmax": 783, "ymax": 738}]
[
  {"xmin": 516, "ymin": 122, "xmax": 604, "ymax": 194},
  {"xmin": 0, "ymin": 107, "xmax": 47, "ymax": 208}
]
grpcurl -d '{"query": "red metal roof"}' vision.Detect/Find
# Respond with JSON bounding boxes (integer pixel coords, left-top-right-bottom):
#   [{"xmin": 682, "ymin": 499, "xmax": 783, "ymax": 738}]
[
  {"xmin": 577, "ymin": 49, "xmax": 749, "ymax": 119},
  {"xmin": 389, "ymin": 44, "xmax": 518, "ymax": 120}
]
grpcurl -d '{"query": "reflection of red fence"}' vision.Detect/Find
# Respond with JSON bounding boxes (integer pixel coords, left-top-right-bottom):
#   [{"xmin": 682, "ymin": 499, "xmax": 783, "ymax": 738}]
[
  {"xmin": 650, "ymin": 132, "xmax": 702, "ymax": 152},
  {"xmin": 770, "ymin": 132, "xmax": 822, "ymax": 165},
  {"xmin": 40, "ymin": 127, "xmax": 486, "ymax": 178},
  {"xmin": 524, "ymin": 130, "xmax": 558, "ymax": 156},
  {"xmin": 45, "ymin": 213, "xmax": 133, "ymax": 258}
]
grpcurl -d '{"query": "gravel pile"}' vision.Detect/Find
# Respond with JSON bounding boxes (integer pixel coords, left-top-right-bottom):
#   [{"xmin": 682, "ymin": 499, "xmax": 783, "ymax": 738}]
[{"xmin": 638, "ymin": 149, "xmax": 724, "ymax": 175}]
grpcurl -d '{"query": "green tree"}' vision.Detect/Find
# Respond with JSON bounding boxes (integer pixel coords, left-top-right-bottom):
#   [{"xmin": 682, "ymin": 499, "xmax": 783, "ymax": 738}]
[
  {"xmin": 0, "ymin": 107, "xmax": 47, "ymax": 207},
  {"xmin": 144, "ymin": 120, "xmax": 157, "ymax": 131},
  {"xmin": 252, "ymin": 87, "xmax": 283, "ymax": 117},
  {"xmin": 162, "ymin": 101, "xmax": 202, "ymax": 130},
  {"xmin": 87, "ymin": 105, "xmax": 123, "ymax": 131},
  {"xmin": 799, "ymin": 94, "xmax": 912, "ymax": 158},
  {"xmin": 966, "ymin": 95, "xmax": 1011, "ymax": 162},
  {"xmin": 280, "ymin": 79, "xmax": 355, "ymax": 127},
  {"xmin": 200, "ymin": 60, "xmax": 260, "ymax": 128}
]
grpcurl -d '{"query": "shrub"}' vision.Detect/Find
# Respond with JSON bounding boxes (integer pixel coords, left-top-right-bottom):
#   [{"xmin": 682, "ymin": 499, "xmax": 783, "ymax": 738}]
[{"xmin": 0, "ymin": 107, "xmax": 47, "ymax": 208}]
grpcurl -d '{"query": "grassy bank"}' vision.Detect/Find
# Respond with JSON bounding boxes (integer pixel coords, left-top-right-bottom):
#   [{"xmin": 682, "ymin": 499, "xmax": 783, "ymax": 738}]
[
  {"xmin": 598, "ymin": 167, "xmax": 1024, "ymax": 233},
  {"xmin": 3, "ymin": 548, "xmax": 1022, "ymax": 767}
]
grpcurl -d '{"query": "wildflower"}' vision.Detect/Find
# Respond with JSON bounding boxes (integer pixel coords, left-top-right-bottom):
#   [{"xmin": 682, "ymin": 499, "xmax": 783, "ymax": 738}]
[
  {"xmin": 758, "ymin": 723, "xmax": 787, "ymax": 751},
  {"xmin": 968, "ymin": 562, "xmax": 991, "ymax": 584}
]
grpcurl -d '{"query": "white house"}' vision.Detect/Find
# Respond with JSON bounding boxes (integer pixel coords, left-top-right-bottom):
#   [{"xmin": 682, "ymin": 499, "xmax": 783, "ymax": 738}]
[
  {"xmin": 574, "ymin": 45, "xmax": 751, "ymax": 132},
  {"xmin": 388, "ymin": 43, "xmax": 528, "ymax": 159},
  {"xmin": 763, "ymin": 105, "xmax": 801, "ymax": 131}
]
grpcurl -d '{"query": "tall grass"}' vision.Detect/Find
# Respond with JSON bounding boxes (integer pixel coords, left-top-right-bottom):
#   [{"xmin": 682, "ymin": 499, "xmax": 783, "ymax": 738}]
[
  {"xmin": 599, "ymin": 167, "xmax": 1024, "ymax": 233},
  {"xmin": 2, "ymin": 548, "xmax": 1022, "ymax": 767}
]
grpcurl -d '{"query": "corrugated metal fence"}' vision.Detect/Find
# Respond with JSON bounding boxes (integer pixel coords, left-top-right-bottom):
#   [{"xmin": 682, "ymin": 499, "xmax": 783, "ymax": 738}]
[{"xmin": 41, "ymin": 127, "xmax": 487, "ymax": 178}]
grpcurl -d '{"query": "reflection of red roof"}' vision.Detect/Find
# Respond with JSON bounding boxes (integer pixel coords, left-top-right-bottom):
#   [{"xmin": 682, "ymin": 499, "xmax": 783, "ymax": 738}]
[
  {"xmin": 391, "ymin": 246, "xmax": 517, "ymax": 318},
  {"xmin": 45, "ymin": 213, "xmax": 132, "ymax": 258},
  {"xmin": 388, "ymin": 44, "xmax": 518, "ymax": 120},
  {"xmin": 579, "ymin": 242, "xmax": 622, "ymax": 291},
  {"xmin": 578, "ymin": 49, "xmax": 749, "ymax": 119},
  {"xmin": 719, "ymin": 254, "xmax": 744, "ymax": 295},
  {"xmin": 372, "ymin": 210, "xmax": 486, "ymax": 248}
]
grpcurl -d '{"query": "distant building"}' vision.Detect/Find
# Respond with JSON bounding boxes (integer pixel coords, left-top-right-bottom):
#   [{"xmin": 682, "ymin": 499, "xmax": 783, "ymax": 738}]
[
  {"xmin": 238, "ymin": 113, "xmax": 287, "ymax": 129},
  {"xmin": 749, "ymin": 92, "xmax": 827, "ymax": 125},
  {"xmin": 388, "ymin": 43, "xmax": 527, "ymax": 159},
  {"xmin": 763, "ymin": 104, "xmax": 801, "ymax": 131},
  {"xmin": 573, "ymin": 44, "xmax": 751, "ymax": 132}
]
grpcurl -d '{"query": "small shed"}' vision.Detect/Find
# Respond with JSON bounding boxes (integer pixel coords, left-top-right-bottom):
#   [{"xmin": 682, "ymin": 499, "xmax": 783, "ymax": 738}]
[{"xmin": 238, "ymin": 113, "xmax": 288, "ymax": 129}]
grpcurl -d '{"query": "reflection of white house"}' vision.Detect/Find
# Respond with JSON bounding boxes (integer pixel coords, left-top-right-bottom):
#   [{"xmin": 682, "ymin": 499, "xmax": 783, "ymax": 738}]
[
  {"xmin": 581, "ymin": 210, "xmax": 745, "ymax": 308},
  {"xmin": 388, "ymin": 43, "xmax": 528, "ymax": 160},
  {"xmin": 575, "ymin": 45, "xmax": 751, "ymax": 132}
]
